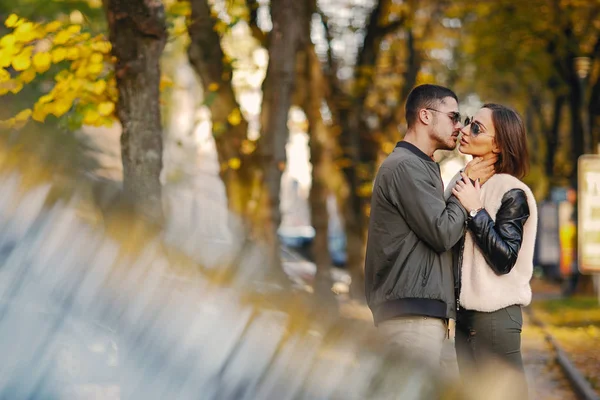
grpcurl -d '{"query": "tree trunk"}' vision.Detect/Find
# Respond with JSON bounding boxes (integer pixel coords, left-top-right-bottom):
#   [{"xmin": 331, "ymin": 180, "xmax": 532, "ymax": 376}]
[
  {"xmin": 546, "ymin": 94, "xmax": 565, "ymax": 179},
  {"xmin": 568, "ymin": 73, "xmax": 585, "ymax": 185},
  {"xmin": 339, "ymin": 0, "xmax": 405, "ymax": 300},
  {"xmin": 305, "ymin": 44, "xmax": 337, "ymax": 308},
  {"xmin": 187, "ymin": 0, "xmax": 257, "ymax": 218},
  {"xmin": 589, "ymin": 72, "xmax": 600, "ymax": 153},
  {"xmin": 256, "ymin": 0, "xmax": 305, "ymax": 279},
  {"xmin": 103, "ymin": 0, "xmax": 167, "ymax": 223}
]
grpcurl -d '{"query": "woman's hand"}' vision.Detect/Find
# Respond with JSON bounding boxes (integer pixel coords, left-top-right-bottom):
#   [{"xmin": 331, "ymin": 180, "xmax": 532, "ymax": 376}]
[{"xmin": 452, "ymin": 172, "xmax": 483, "ymax": 211}]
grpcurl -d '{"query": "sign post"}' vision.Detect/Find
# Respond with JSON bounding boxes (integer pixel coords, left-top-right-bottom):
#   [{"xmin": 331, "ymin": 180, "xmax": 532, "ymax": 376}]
[{"xmin": 578, "ymin": 155, "xmax": 600, "ymax": 302}]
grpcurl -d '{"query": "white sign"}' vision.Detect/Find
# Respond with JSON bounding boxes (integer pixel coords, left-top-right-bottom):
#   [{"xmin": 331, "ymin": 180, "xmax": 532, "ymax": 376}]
[{"xmin": 578, "ymin": 155, "xmax": 600, "ymax": 273}]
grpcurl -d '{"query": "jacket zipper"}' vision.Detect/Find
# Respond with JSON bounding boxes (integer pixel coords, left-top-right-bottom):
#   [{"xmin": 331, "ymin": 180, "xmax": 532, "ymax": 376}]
[{"xmin": 456, "ymin": 225, "xmax": 467, "ymax": 311}]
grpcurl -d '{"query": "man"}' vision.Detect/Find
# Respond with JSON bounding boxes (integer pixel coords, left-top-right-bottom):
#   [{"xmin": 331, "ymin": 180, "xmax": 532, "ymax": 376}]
[{"xmin": 364, "ymin": 84, "xmax": 494, "ymax": 368}]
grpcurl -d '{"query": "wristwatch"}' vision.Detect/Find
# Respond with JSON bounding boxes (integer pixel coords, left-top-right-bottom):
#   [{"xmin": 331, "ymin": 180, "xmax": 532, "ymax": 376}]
[{"xmin": 469, "ymin": 207, "xmax": 483, "ymax": 219}]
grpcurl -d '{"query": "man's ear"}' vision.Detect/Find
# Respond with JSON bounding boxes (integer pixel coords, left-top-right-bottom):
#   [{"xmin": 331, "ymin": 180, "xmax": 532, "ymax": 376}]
[{"xmin": 418, "ymin": 109, "xmax": 431, "ymax": 125}]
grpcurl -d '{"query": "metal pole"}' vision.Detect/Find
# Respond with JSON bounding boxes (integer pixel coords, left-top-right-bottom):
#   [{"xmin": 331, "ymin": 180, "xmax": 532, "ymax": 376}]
[
  {"xmin": 595, "ymin": 275, "xmax": 600, "ymax": 305},
  {"xmin": 580, "ymin": 76, "xmax": 590, "ymax": 155}
]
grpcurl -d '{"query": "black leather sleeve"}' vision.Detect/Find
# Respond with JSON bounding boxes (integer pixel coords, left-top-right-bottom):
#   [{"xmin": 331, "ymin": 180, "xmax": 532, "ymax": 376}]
[{"xmin": 467, "ymin": 189, "xmax": 530, "ymax": 275}]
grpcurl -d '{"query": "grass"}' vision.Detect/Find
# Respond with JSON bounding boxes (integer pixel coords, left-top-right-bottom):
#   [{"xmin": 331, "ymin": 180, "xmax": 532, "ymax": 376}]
[{"xmin": 532, "ymin": 296, "xmax": 600, "ymax": 327}]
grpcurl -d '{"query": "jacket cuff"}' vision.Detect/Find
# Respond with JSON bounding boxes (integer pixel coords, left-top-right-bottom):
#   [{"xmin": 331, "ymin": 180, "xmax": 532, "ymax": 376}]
[
  {"xmin": 467, "ymin": 208, "xmax": 492, "ymax": 232},
  {"xmin": 448, "ymin": 195, "xmax": 468, "ymax": 219}
]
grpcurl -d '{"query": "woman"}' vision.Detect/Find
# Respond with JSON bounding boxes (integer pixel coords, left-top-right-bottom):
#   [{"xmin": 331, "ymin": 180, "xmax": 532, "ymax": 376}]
[{"xmin": 449, "ymin": 104, "xmax": 537, "ymax": 392}]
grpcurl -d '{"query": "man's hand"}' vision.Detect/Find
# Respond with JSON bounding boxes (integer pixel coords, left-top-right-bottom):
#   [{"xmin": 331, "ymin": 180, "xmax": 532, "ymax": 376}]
[{"xmin": 463, "ymin": 153, "xmax": 497, "ymax": 185}]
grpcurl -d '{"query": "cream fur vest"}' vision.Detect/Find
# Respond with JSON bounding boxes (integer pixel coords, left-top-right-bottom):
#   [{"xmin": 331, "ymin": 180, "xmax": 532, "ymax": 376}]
[{"xmin": 445, "ymin": 172, "xmax": 538, "ymax": 312}]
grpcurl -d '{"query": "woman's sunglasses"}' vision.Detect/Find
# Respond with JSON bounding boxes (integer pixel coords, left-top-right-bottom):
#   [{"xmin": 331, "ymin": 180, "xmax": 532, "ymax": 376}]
[{"xmin": 463, "ymin": 116, "xmax": 489, "ymax": 136}]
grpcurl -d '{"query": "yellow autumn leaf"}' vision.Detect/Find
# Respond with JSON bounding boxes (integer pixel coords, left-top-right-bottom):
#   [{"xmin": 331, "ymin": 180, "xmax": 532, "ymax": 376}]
[
  {"xmin": 357, "ymin": 182, "xmax": 373, "ymax": 198},
  {"xmin": 5, "ymin": 14, "xmax": 19, "ymax": 28},
  {"xmin": 83, "ymin": 109, "xmax": 100, "ymax": 125},
  {"xmin": 91, "ymin": 79, "xmax": 106, "ymax": 95},
  {"xmin": 67, "ymin": 25, "xmax": 81, "ymax": 35},
  {"xmin": 14, "ymin": 22, "xmax": 33, "ymax": 39},
  {"xmin": 0, "ymin": 50, "xmax": 11, "ymax": 68},
  {"xmin": 51, "ymin": 47, "xmax": 67, "ymax": 63},
  {"xmin": 9, "ymin": 80, "xmax": 22, "ymax": 94},
  {"xmin": 32, "ymin": 104, "xmax": 49, "ymax": 122},
  {"xmin": 240, "ymin": 139, "xmax": 256, "ymax": 155},
  {"xmin": 97, "ymin": 101, "xmax": 114, "ymax": 116},
  {"xmin": 171, "ymin": 24, "xmax": 187, "ymax": 37},
  {"xmin": 69, "ymin": 78, "xmax": 84, "ymax": 90},
  {"xmin": 14, "ymin": 108, "xmax": 32, "ymax": 122},
  {"xmin": 208, "ymin": 82, "xmax": 219, "ymax": 91},
  {"xmin": 78, "ymin": 45, "xmax": 92, "ymax": 58},
  {"xmin": 14, "ymin": 22, "xmax": 39, "ymax": 43},
  {"xmin": 168, "ymin": 1, "xmax": 191, "ymax": 16},
  {"xmin": 227, "ymin": 108, "xmax": 242, "ymax": 126},
  {"xmin": 15, "ymin": 22, "xmax": 33, "ymax": 34},
  {"xmin": 159, "ymin": 77, "xmax": 173, "ymax": 91},
  {"xmin": 53, "ymin": 30, "xmax": 72, "ymax": 45},
  {"xmin": 38, "ymin": 93, "xmax": 53, "ymax": 104},
  {"xmin": 18, "ymin": 68, "xmax": 36, "ymax": 83},
  {"xmin": 12, "ymin": 53, "xmax": 31, "ymax": 71},
  {"xmin": 75, "ymin": 33, "xmax": 91, "ymax": 43},
  {"xmin": 45, "ymin": 21, "xmax": 62, "ymax": 33},
  {"xmin": 228, "ymin": 157, "xmax": 241, "ymax": 170},
  {"xmin": 0, "ymin": 118, "xmax": 15, "ymax": 129},
  {"xmin": 214, "ymin": 21, "xmax": 228, "ymax": 35},
  {"xmin": 91, "ymin": 41, "xmax": 111, "ymax": 53},
  {"xmin": 87, "ymin": 63, "xmax": 104, "ymax": 75},
  {"xmin": 0, "ymin": 68, "xmax": 10, "ymax": 82},
  {"xmin": 51, "ymin": 98, "xmax": 73, "ymax": 117},
  {"xmin": 74, "ymin": 68, "xmax": 88, "ymax": 79},
  {"xmin": 0, "ymin": 34, "xmax": 16, "ymax": 48},
  {"xmin": 55, "ymin": 69, "xmax": 71, "ymax": 81},
  {"xmin": 90, "ymin": 52, "xmax": 103, "ymax": 64},
  {"xmin": 382, "ymin": 141, "xmax": 395, "ymax": 154},
  {"xmin": 32, "ymin": 52, "xmax": 51, "ymax": 73},
  {"xmin": 66, "ymin": 47, "xmax": 79, "ymax": 60}
]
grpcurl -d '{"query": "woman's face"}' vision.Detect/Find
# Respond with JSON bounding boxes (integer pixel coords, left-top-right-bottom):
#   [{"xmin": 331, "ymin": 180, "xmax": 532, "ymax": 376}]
[{"xmin": 459, "ymin": 107, "xmax": 500, "ymax": 157}]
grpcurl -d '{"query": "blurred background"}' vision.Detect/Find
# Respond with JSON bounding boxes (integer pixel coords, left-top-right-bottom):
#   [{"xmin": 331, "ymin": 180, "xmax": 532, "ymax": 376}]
[{"xmin": 0, "ymin": 0, "xmax": 599, "ymax": 398}]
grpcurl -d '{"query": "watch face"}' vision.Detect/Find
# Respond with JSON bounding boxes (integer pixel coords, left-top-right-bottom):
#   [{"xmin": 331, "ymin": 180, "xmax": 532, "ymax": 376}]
[{"xmin": 469, "ymin": 210, "xmax": 477, "ymax": 217}]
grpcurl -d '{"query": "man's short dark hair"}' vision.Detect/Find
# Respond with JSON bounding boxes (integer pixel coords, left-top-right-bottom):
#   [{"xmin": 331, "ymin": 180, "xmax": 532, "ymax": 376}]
[{"xmin": 405, "ymin": 84, "xmax": 458, "ymax": 129}]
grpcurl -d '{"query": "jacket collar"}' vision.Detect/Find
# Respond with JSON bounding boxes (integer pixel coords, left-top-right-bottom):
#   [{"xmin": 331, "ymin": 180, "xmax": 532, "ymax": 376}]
[{"xmin": 395, "ymin": 141, "xmax": 434, "ymax": 162}]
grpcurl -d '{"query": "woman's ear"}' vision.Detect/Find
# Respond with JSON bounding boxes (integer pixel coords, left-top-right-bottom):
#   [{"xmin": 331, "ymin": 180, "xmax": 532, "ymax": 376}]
[{"xmin": 492, "ymin": 138, "xmax": 501, "ymax": 154}]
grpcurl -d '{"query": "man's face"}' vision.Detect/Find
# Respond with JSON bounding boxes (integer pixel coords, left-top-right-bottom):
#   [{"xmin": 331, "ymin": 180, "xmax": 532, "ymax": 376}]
[{"xmin": 429, "ymin": 97, "xmax": 462, "ymax": 151}]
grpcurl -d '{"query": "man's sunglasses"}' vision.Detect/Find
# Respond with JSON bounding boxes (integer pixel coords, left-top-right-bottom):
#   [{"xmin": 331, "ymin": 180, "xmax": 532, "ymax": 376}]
[
  {"xmin": 427, "ymin": 108, "xmax": 487, "ymax": 136},
  {"xmin": 426, "ymin": 108, "xmax": 462, "ymax": 125}
]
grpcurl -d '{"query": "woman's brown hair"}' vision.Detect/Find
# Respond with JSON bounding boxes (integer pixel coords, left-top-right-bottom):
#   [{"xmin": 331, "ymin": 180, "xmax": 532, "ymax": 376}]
[{"xmin": 483, "ymin": 103, "xmax": 529, "ymax": 179}]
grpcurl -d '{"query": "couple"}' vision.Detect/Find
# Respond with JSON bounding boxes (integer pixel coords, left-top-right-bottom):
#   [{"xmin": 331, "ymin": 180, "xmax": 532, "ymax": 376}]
[{"xmin": 365, "ymin": 84, "xmax": 537, "ymax": 393}]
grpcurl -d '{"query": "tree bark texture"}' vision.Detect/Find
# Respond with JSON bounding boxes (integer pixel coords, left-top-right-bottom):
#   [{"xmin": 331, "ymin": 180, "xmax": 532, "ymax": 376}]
[
  {"xmin": 257, "ymin": 0, "xmax": 306, "ymax": 277},
  {"xmin": 547, "ymin": 94, "xmax": 565, "ymax": 179},
  {"xmin": 187, "ymin": 0, "xmax": 256, "ymax": 218},
  {"xmin": 588, "ymin": 39, "xmax": 600, "ymax": 153},
  {"xmin": 103, "ymin": 0, "xmax": 167, "ymax": 223}
]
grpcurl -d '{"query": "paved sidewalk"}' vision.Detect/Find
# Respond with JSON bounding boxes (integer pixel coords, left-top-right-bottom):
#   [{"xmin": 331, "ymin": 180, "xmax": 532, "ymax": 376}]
[
  {"xmin": 522, "ymin": 312, "xmax": 577, "ymax": 400},
  {"xmin": 342, "ymin": 299, "xmax": 577, "ymax": 399}
]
